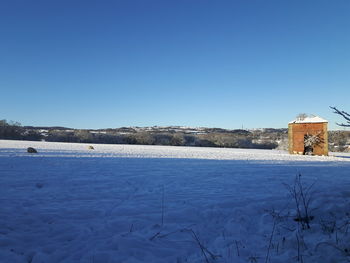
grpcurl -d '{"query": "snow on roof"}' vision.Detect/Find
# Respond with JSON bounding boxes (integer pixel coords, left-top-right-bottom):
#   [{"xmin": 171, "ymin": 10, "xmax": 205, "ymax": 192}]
[{"xmin": 289, "ymin": 115, "xmax": 328, "ymax": 124}]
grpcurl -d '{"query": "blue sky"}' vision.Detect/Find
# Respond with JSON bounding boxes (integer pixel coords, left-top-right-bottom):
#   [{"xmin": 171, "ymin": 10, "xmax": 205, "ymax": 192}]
[{"xmin": 1, "ymin": 0, "xmax": 349, "ymax": 130}]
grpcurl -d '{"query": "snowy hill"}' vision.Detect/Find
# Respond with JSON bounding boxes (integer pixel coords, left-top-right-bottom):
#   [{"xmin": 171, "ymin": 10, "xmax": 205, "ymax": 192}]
[{"xmin": 1, "ymin": 140, "xmax": 350, "ymax": 263}]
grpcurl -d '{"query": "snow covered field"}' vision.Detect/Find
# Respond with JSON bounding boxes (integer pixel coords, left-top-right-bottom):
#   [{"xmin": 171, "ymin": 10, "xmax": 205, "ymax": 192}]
[{"xmin": 0, "ymin": 140, "xmax": 350, "ymax": 263}]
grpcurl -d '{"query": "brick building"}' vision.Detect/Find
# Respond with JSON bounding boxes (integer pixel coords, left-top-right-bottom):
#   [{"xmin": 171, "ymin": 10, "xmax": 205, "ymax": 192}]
[{"xmin": 288, "ymin": 116, "xmax": 328, "ymax": 156}]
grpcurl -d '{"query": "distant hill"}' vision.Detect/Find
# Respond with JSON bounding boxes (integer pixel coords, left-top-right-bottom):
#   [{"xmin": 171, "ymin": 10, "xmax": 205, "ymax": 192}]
[
  {"xmin": 23, "ymin": 126, "xmax": 71, "ymax": 130},
  {"xmin": 1, "ymin": 120, "xmax": 349, "ymax": 151}
]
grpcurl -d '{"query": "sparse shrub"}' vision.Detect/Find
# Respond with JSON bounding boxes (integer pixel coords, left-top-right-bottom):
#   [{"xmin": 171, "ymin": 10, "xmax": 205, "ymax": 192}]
[{"xmin": 284, "ymin": 174, "xmax": 315, "ymax": 229}]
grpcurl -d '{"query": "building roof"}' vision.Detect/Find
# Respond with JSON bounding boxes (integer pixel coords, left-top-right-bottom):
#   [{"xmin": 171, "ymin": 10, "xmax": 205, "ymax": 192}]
[{"xmin": 289, "ymin": 115, "xmax": 328, "ymax": 124}]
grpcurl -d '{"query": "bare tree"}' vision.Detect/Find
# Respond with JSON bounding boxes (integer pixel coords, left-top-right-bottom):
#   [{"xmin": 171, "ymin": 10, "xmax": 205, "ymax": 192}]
[
  {"xmin": 296, "ymin": 113, "xmax": 308, "ymax": 121},
  {"xmin": 304, "ymin": 132, "xmax": 323, "ymax": 155},
  {"xmin": 330, "ymin": 106, "xmax": 350, "ymax": 127}
]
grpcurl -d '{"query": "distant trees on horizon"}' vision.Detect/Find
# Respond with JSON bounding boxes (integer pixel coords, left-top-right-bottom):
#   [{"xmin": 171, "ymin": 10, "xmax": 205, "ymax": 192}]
[
  {"xmin": 1, "ymin": 119, "xmax": 349, "ymax": 152},
  {"xmin": 0, "ymin": 120, "xmax": 41, "ymax": 141}
]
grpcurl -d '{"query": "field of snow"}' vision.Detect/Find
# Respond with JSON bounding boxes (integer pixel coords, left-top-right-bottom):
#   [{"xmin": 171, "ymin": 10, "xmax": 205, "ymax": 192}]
[{"xmin": 1, "ymin": 140, "xmax": 350, "ymax": 263}]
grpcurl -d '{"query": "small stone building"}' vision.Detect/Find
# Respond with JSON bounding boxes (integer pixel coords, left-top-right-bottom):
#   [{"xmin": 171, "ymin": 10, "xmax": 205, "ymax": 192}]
[{"xmin": 288, "ymin": 116, "xmax": 328, "ymax": 156}]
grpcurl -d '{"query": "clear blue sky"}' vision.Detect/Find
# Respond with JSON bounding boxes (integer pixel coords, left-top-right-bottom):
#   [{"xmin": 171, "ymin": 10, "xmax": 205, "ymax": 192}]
[{"xmin": 1, "ymin": 0, "xmax": 349, "ymax": 130}]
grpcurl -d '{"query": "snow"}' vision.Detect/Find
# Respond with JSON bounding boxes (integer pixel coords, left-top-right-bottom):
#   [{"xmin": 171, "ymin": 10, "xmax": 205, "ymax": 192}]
[
  {"xmin": 1, "ymin": 140, "xmax": 350, "ymax": 263},
  {"xmin": 289, "ymin": 115, "xmax": 328, "ymax": 124}
]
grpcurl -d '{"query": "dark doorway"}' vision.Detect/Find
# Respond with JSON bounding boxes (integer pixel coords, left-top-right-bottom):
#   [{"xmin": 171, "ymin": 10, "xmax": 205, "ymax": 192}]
[{"xmin": 304, "ymin": 134, "xmax": 314, "ymax": 155}]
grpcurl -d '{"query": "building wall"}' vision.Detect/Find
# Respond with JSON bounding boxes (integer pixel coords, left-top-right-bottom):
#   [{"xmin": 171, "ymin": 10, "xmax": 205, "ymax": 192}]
[{"xmin": 288, "ymin": 122, "xmax": 328, "ymax": 156}]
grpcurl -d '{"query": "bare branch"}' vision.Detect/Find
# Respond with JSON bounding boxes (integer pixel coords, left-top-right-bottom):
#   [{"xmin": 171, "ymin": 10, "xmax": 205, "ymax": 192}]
[{"xmin": 330, "ymin": 106, "xmax": 350, "ymax": 127}]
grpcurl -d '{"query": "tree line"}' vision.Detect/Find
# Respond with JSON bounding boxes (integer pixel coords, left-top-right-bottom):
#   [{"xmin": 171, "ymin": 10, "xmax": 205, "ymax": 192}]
[
  {"xmin": 42, "ymin": 128, "xmax": 281, "ymax": 149},
  {"xmin": 1, "ymin": 118, "xmax": 349, "ymax": 151},
  {"xmin": 0, "ymin": 119, "xmax": 281, "ymax": 149}
]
